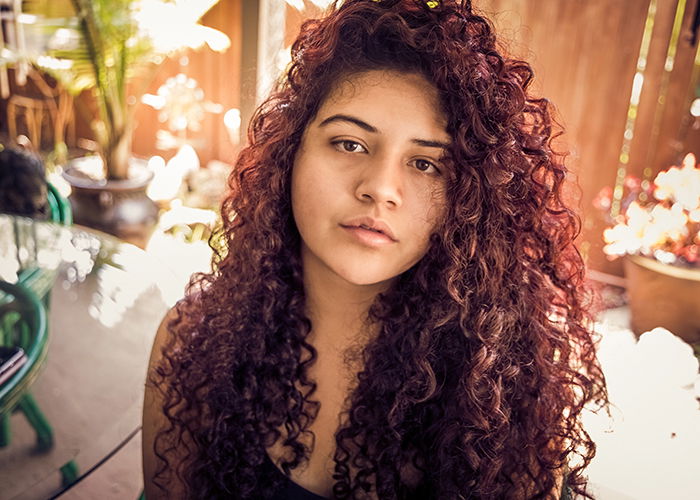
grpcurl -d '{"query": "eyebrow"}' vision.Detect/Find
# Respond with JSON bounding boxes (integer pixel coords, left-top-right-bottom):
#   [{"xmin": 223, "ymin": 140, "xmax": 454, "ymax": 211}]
[
  {"xmin": 319, "ymin": 114, "xmax": 377, "ymax": 133},
  {"xmin": 318, "ymin": 113, "xmax": 451, "ymax": 150}
]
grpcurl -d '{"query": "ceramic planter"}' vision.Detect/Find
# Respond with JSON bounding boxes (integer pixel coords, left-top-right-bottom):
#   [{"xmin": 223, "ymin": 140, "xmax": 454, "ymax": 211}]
[
  {"xmin": 62, "ymin": 157, "xmax": 158, "ymax": 249},
  {"xmin": 623, "ymin": 255, "xmax": 700, "ymax": 344}
]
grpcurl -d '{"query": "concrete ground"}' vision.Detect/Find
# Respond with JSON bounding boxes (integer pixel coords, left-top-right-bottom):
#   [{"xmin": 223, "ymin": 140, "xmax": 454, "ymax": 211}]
[
  {"xmin": 59, "ymin": 305, "xmax": 700, "ymax": 500},
  {"xmin": 61, "ymin": 432, "xmax": 143, "ymax": 500},
  {"xmin": 59, "ymin": 234, "xmax": 209, "ymax": 500}
]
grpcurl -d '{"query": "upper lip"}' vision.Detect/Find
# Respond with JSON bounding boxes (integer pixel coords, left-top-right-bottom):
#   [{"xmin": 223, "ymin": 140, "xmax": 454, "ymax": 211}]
[{"xmin": 340, "ymin": 216, "xmax": 397, "ymax": 241}]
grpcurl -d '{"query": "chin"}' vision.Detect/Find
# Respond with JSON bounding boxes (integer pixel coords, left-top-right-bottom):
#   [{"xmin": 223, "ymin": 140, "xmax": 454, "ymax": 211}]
[
  {"xmin": 336, "ymin": 262, "xmax": 398, "ymax": 286},
  {"xmin": 332, "ymin": 260, "xmax": 403, "ymax": 287}
]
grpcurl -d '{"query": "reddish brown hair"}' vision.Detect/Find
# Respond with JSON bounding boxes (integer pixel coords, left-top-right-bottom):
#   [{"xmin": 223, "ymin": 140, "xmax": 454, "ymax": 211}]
[{"xmin": 152, "ymin": 1, "xmax": 607, "ymax": 498}]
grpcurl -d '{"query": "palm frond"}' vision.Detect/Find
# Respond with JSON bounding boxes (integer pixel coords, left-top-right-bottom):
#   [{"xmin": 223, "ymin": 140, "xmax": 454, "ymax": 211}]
[{"xmin": 12, "ymin": 0, "xmax": 228, "ymax": 178}]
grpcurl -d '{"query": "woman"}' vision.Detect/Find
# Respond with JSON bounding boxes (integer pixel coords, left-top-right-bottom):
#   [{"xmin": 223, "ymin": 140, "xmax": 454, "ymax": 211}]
[{"xmin": 143, "ymin": 1, "xmax": 607, "ymax": 498}]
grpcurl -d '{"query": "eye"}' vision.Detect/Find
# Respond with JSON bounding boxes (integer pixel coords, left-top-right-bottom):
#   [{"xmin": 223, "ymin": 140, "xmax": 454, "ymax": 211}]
[
  {"xmin": 413, "ymin": 158, "xmax": 441, "ymax": 175},
  {"xmin": 332, "ymin": 140, "xmax": 367, "ymax": 154}
]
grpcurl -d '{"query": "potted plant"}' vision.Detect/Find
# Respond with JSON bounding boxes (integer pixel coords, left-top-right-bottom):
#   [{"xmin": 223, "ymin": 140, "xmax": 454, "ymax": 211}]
[
  {"xmin": 16, "ymin": 0, "xmax": 229, "ymax": 246},
  {"xmin": 594, "ymin": 153, "xmax": 700, "ymax": 343}
]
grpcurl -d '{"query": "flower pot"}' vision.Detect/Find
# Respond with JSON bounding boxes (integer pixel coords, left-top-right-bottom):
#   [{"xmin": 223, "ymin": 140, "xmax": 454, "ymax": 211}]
[
  {"xmin": 62, "ymin": 157, "xmax": 159, "ymax": 249},
  {"xmin": 623, "ymin": 255, "xmax": 700, "ymax": 344}
]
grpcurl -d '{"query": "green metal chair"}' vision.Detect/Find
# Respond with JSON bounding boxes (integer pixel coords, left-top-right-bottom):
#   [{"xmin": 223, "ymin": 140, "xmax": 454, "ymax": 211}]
[
  {"xmin": 0, "ymin": 280, "xmax": 79, "ymax": 487},
  {"xmin": 0, "ymin": 280, "xmax": 51, "ymax": 450},
  {"xmin": 18, "ymin": 181, "xmax": 71, "ymax": 306},
  {"xmin": 46, "ymin": 181, "xmax": 72, "ymax": 226},
  {"xmin": 18, "ymin": 267, "xmax": 57, "ymax": 309}
]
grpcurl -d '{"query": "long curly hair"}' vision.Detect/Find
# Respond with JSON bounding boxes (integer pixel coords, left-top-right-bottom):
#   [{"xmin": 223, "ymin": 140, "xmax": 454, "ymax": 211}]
[{"xmin": 151, "ymin": 1, "xmax": 607, "ymax": 498}]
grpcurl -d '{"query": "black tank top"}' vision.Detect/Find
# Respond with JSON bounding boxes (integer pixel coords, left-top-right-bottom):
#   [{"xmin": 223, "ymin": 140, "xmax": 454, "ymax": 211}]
[{"xmin": 266, "ymin": 454, "xmax": 330, "ymax": 500}]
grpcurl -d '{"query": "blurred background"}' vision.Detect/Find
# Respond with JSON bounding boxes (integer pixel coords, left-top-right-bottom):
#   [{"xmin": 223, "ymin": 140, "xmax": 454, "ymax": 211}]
[
  {"xmin": 0, "ymin": 1, "xmax": 699, "ymax": 499},
  {"xmin": 2, "ymin": 0, "xmax": 699, "ymax": 281}
]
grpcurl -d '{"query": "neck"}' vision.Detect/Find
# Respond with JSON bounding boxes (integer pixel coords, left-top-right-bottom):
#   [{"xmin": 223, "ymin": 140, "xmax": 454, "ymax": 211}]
[{"xmin": 300, "ymin": 247, "xmax": 391, "ymax": 352}]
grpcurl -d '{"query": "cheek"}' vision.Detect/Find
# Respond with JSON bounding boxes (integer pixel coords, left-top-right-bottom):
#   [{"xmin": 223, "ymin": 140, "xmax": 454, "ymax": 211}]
[
  {"xmin": 291, "ymin": 158, "xmax": 336, "ymax": 234},
  {"xmin": 412, "ymin": 183, "xmax": 448, "ymax": 232},
  {"xmin": 290, "ymin": 164, "xmax": 308, "ymax": 228},
  {"xmin": 291, "ymin": 177, "xmax": 311, "ymax": 235}
]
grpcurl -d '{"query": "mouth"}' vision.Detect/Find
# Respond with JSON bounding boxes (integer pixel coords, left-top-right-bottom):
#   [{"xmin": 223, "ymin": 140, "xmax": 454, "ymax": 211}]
[
  {"xmin": 340, "ymin": 224, "xmax": 395, "ymax": 248},
  {"xmin": 339, "ymin": 217, "xmax": 397, "ymax": 245},
  {"xmin": 340, "ymin": 217, "xmax": 398, "ymax": 242},
  {"xmin": 357, "ymin": 224, "xmax": 385, "ymax": 235}
]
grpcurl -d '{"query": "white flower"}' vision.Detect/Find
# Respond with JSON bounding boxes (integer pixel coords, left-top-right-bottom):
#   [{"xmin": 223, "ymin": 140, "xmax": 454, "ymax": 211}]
[{"xmin": 654, "ymin": 153, "xmax": 700, "ymax": 211}]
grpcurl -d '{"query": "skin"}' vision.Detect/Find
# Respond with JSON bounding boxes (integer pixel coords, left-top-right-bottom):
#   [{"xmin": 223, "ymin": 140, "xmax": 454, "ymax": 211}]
[
  {"xmin": 290, "ymin": 70, "xmax": 451, "ymax": 377},
  {"xmin": 276, "ymin": 69, "xmax": 452, "ymax": 495},
  {"xmin": 143, "ymin": 310, "xmax": 186, "ymax": 500},
  {"xmin": 142, "ymin": 69, "xmax": 452, "ymax": 498},
  {"xmin": 291, "ymin": 69, "xmax": 450, "ymax": 292}
]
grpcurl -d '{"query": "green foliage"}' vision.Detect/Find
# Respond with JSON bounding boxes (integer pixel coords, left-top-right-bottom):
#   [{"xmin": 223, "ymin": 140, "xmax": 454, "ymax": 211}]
[{"xmin": 12, "ymin": 0, "xmax": 227, "ymax": 179}]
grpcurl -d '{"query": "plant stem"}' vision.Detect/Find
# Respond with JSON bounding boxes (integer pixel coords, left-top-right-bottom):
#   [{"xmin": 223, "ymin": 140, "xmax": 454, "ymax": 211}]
[{"xmin": 70, "ymin": 0, "xmax": 129, "ymax": 179}]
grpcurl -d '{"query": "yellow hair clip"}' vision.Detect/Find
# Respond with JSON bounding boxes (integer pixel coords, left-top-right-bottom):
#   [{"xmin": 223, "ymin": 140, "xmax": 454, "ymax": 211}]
[{"xmin": 370, "ymin": 0, "xmax": 438, "ymax": 8}]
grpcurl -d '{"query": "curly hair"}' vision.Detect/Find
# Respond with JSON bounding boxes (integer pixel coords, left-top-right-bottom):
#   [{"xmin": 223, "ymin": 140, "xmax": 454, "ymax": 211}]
[{"xmin": 151, "ymin": 1, "xmax": 607, "ymax": 498}]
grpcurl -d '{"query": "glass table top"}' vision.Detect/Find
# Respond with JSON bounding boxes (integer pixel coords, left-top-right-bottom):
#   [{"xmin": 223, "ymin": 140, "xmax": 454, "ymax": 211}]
[{"xmin": 0, "ymin": 214, "xmax": 181, "ymax": 499}]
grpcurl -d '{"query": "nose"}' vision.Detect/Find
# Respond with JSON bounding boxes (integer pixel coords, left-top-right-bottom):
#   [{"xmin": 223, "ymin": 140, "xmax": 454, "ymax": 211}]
[{"xmin": 354, "ymin": 152, "xmax": 403, "ymax": 208}]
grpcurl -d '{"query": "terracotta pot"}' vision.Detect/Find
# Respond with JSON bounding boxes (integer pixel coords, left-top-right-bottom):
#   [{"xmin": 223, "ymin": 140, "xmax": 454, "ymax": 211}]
[
  {"xmin": 62, "ymin": 157, "xmax": 159, "ymax": 249},
  {"xmin": 623, "ymin": 255, "xmax": 700, "ymax": 344}
]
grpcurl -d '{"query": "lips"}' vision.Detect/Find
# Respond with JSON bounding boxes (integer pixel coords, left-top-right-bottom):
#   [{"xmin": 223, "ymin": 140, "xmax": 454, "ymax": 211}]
[{"xmin": 339, "ymin": 216, "xmax": 397, "ymax": 242}]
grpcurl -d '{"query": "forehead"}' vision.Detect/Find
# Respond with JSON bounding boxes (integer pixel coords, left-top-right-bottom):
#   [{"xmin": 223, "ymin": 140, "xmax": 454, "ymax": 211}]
[{"xmin": 313, "ymin": 70, "xmax": 450, "ymax": 140}]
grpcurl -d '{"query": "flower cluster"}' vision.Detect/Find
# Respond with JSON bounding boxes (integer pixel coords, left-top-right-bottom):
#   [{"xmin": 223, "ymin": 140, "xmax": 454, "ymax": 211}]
[{"xmin": 594, "ymin": 153, "xmax": 700, "ymax": 266}]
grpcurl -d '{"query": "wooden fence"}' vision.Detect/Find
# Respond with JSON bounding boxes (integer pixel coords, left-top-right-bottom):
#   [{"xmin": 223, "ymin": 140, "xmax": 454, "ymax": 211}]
[{"xmin": 2, "ymin": 0, "xmax": 698, "ymax": 275}]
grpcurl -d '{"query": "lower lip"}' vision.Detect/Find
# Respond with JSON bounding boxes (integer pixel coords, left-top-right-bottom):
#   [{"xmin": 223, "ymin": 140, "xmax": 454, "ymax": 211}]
[{"xmin": 341, "ymin": 225, "xmax": 395, "ymax": 247}]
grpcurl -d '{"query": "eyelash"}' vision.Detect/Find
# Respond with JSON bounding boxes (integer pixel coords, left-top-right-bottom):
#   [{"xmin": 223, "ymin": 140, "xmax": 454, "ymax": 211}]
[
  {"xmin": 331, "ymin": 140, "xmax": 442, "ymax": 175},
  {"xmin": 333, "ymin": 140, "xmax": 366, "ymax": 154},
  {"xmin": 413, "ymin": 158, "xmax": 440, "ymax": 174}
]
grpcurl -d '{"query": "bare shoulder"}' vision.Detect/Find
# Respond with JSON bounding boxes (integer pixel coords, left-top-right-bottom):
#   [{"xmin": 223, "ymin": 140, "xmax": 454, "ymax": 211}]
[
  {"xmin": 513, "ymin": 455, "xmax": 567, "ymax": 500},
  {"xmin": 142, "ymin": 306, "xmax": 187, "ymax": 499}
]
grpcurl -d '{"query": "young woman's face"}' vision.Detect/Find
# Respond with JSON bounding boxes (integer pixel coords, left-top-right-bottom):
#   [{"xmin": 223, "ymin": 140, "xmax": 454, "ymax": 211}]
[{"xmin": 291, "ymin": 70, "xmax": 450, "ymax": 287}]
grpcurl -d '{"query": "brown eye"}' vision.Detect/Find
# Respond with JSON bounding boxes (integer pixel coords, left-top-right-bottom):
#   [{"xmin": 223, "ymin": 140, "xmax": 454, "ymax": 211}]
[
  {"xmin": 332, "ymin": 140, "xmax": 367, "ymax": 154},
  {"xmin": 413, "ymin": 158, "xmax": 440, "ymax": 174}
]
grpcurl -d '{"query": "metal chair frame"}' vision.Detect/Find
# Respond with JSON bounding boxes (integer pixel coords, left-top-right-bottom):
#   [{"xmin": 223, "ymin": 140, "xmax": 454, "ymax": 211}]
[{"xmin": 0, "ymin": 280, "xmax": 51, "ymax": 449}]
